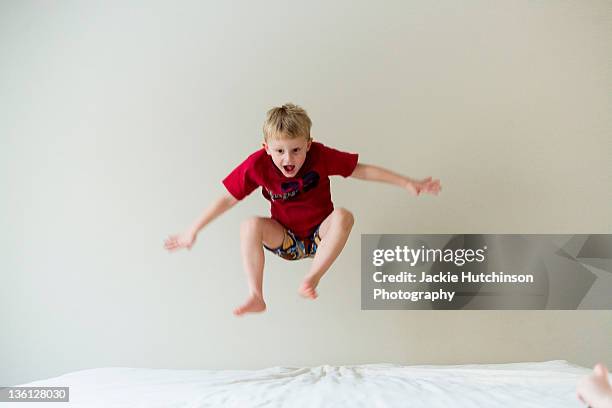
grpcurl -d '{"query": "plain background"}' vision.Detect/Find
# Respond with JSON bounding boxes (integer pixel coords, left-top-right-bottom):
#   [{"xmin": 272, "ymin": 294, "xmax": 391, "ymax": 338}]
[{"xmin": 1, "ymin": 0, "xmax": 611, "ymax": 386}]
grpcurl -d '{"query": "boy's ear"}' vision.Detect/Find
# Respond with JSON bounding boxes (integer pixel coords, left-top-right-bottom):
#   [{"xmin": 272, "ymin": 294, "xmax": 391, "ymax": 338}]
[
  {"xmin": 306, "ymin": 139, "xmax": 312, "ymax": 151},
  {"xmin": 262, "ymin": 142, "xmax": 270, "ymax": 155}
]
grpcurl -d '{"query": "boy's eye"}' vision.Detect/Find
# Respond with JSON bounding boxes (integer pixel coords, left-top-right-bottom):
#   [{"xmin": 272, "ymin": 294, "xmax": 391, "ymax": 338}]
[
  {"xmin": 292, "ymin": 148, "xmax": 300, "ymax": 153},
  {"xmin": 276, "ymin": 149, "xmax": 283, "ymax": 154}
]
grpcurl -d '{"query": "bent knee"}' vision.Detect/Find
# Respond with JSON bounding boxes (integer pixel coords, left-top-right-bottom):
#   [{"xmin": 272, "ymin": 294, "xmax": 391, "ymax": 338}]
[
  {"xmin": 240, "ymin": 216, "xmax": 266, "ymax": 235},
  {"xmin": 333, "ymin": 208, "xmax": 354, "ymax": 229}
]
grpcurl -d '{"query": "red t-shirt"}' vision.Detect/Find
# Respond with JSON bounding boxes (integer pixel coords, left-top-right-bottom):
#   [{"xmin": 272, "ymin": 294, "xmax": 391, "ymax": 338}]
[{"xmin": 222, "ymin": 142, "xmax": 359, "ymax": 239}]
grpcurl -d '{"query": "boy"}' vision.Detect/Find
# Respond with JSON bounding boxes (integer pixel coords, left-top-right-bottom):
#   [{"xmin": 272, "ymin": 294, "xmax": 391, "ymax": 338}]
[{"xmin": 164, "ymin": 103, "xmax": 441, "ymax": 316}]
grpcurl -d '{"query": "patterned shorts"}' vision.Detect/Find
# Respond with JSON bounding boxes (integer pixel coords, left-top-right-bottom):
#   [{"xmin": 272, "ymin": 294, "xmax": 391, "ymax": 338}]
[{"xmin": 263, "ymin": 224, "xmax": 322, "ymax": 261}]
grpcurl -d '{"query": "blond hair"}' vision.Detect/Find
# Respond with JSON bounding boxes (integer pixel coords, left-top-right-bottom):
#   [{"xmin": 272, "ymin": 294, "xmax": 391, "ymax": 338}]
[{"xmin": 262, "ymin": 103, "xmax": 312, "ymax": 141}]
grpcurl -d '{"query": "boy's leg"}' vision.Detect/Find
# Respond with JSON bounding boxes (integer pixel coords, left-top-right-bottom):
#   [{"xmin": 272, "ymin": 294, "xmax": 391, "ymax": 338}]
[
  {"xmin": 576, "ymin": 363, "xmax": 612, "ymax": 408},
  {"xmin": 299, "ymin": 208, "xmax": 354, "ymax": 299},
  {"xmin": 233, "ymin": 217, "xmax": 286, "ymax": 316}
]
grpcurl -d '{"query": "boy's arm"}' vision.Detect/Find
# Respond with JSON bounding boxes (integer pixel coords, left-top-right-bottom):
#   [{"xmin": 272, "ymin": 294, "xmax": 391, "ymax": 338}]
[
  {"xmin": 350, "ymin": 163, "xmax": 412, "ymax": 187},
  {"xmin": 350, "ymin": 163, "xmax": 441, "ymax": 196},
  {"xmin": 164, "ymin": 193, "xmax": 238, "ymax": 252},
  {"xmin": 187, "ymin": 193, "xmax": 239, "ymax": 235}
]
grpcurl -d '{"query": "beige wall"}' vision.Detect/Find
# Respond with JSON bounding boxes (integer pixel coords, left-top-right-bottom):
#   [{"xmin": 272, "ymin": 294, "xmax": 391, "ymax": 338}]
[{"xmin": 1, "ymin": 0, "xmax": 610, "ymax": 386}]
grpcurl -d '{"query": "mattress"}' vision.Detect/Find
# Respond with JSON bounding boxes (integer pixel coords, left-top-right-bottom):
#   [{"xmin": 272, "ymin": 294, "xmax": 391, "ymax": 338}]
[{"xmin": 4, "ymin": 360, "xmax": 591, "ymax": 407}]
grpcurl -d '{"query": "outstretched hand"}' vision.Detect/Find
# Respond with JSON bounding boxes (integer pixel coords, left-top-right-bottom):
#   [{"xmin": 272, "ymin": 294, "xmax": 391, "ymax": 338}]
[
  {"xmin": 164, "ymin": 230, "xmax": 197, "ymax": 252},
  {"xmin": 405, "ymin": 177, "xmax": 441, "ymax": 196}
]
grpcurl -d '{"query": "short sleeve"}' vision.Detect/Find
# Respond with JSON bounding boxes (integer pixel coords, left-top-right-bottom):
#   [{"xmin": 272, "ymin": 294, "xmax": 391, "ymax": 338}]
[
  {"xmin": 222, "ymin": 155, "xmax": 260, "ymax": 200},
  {"xmin": 320, "ymin": 144, "xmax": 359, "ymax": 177}
]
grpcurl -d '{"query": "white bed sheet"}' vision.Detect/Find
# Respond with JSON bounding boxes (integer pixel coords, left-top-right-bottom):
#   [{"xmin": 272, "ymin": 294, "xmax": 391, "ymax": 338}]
[{"xmin": 4, "ymin": 360, "xmax": 592, "ymax": 407}]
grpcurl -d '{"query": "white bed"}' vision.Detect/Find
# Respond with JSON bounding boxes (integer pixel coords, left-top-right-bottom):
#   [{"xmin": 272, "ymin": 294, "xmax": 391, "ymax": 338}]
[{"xmin": 5, "ymin": 360, "xmax": 591, "ymax": 407}]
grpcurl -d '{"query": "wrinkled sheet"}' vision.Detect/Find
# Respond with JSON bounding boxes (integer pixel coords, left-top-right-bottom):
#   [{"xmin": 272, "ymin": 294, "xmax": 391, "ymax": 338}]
[{"xmin": 4, "ymin": 360, "xmax": 592, "ymax": 407}]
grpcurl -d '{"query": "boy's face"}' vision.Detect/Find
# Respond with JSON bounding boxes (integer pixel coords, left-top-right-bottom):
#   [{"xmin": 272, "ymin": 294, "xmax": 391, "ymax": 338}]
[{"xmin": 263, "ymin": 136, "xmax": 312, "ymax": 178}]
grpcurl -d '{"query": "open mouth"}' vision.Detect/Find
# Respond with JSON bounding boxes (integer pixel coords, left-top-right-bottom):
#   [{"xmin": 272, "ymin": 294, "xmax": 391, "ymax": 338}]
[{"xmin": 283, "ymin": 165, "xmax": 295, "ymax": 173}]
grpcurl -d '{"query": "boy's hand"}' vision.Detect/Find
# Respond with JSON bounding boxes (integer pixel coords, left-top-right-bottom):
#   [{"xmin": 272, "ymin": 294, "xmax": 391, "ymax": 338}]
[
  {"xmin": 164, "ymin": 230, "xmax": 197, "ymax": 252},
  {"xmin": 405, "ymin": 177, "xmax": 441, "ymax": 196}
]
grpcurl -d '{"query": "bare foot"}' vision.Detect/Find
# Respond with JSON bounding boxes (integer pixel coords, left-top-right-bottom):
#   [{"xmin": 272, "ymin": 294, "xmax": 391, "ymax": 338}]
[
  {"xmin": 233, "ymin": 294, "xmax": 266, "ymax": 316},
  {"xmin": 298, "ymin": 277, "xmax": 319, "ymax": 300},
  {"xmin": 577, "ymin": 363, "xmax": 612, "ymax": 408}
]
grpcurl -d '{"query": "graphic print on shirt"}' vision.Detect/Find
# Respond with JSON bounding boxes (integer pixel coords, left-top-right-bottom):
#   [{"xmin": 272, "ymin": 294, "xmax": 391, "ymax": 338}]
[{"xmin": 267, "ymin": 171, "xmax": 320, "ymax": 201}]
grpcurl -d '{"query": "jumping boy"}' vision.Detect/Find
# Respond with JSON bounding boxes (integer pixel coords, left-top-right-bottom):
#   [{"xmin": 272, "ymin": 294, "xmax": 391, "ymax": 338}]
[{"xmin": 164, "ymin": 103, "xmax": 441, "ymax": 316}]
